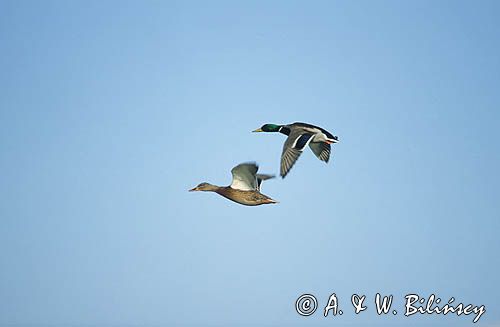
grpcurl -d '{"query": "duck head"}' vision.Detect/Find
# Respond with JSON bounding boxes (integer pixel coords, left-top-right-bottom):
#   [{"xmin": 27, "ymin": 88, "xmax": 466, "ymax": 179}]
[
  {"xmin": 252, "ymin": 124, "xmax": 282, "ymax": 133},
  {"xmin": 189, "ymin": 182, "xmax": 218, "ymax": 192}
]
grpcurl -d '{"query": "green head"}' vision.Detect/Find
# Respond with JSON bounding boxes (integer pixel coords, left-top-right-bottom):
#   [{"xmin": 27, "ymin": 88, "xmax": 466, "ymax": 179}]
[{"xmin": 252, "ymin": 124, "xmax": 282, "ymax": 133}]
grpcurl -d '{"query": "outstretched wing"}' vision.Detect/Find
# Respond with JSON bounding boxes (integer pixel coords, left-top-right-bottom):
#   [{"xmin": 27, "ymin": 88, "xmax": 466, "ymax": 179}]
[
  {"xmin": 280, "ymin": 132, "xmax": 314, "ymax": 178},
  {"xmin": 230, "ymin": 162, "xmax": 258, "ymax": 191},
  {"xmin": 256, "ymin": 174, "xmax": 275, "ymax": 191},
  {"xmin": 309, "ymin": 142, "xmax": 331, "ymax": 163}
]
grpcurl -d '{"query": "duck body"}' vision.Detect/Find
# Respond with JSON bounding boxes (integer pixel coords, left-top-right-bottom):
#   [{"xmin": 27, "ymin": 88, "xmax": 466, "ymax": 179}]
[
  {"xmin": 276, "ymin": 122, "xmax": 336, "ymax": 141},
  {"xmin": 253, "ymin": 122, "xmax": 339, "ymax": 178},
  {"xmin": 214, "ymin": 186, "xmax": 277, "ymax": 206},
  {"xmin": 189, "ymin": 162, "xmax": 277, "ymax": 206}
]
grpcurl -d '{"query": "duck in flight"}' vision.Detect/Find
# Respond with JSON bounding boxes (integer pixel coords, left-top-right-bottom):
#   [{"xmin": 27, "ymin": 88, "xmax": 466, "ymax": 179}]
[
  {"xmin": 189, "ymin": 162, "xmax": 277, "ymax": 206},
  {"xmin": 253, "ymin": 122, "xmax": 339, "ymax": 178}
]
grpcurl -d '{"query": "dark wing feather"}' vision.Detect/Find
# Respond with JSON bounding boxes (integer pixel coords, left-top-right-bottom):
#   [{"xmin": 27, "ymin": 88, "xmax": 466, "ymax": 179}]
[
  {"xmin": 280, "ymin": 132, "xmax": 313, "ymax": 178},
  {"xmin": 281, "ymin": 147, "xmax": 301, "ymax": 178},
  {"xmin": 256, "ymin": 174, "xmax": 275, "ymax": 191},
  {"xmin": 309, "ymin": 142, "xmax": 331, "ymax": 163}
]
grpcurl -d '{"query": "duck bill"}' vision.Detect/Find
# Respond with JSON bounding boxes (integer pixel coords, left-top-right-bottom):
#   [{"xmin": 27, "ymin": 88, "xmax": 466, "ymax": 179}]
[
  {"xmin": 188, "ymin": 187, "xmax": 198, "ymax": 192},
  {"xmin": 252, "ymin": 128, "xmax": 263, "ymax": 132}
]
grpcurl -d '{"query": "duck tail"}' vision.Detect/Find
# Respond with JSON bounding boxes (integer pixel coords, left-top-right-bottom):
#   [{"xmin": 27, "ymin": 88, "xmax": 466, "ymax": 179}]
[{"xmin": 265, "ymin": 198, "xmax": 279, "ymax": 204}]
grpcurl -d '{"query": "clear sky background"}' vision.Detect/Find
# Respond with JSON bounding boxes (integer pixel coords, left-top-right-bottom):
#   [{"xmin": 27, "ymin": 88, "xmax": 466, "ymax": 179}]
[{"xmin": 1, "ymin": 1, "xmax": 499, "ymax": 326}]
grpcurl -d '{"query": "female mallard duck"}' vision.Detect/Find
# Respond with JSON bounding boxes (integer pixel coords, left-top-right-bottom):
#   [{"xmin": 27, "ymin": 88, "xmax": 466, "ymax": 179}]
[
  {"xmin": 253, "ymin": 122, "xmax": 339, "ymax": 178},
  {"xmin": 189, "ymin": 162, "xmax": 277, "ymax": 206}
]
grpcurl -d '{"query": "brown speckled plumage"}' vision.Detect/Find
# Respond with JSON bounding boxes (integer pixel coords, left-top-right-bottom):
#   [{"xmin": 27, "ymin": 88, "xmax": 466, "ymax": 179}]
[
  {"xmin": 189, "ymin": 162, "xmax": 277, "ymax": 206},
  {"xmin": 215, "ymin": 187, "xmax": 277, "ymax": 206}
]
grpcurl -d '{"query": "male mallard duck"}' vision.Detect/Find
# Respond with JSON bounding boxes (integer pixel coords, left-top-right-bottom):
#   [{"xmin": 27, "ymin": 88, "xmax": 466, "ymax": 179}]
[
  {"xmin": 253, "ymin": 122, "xmax": 339, "ymax": 178},
  {"xmin": 189, "ymin": 162, "xmax": 277, "ymax": 206}
]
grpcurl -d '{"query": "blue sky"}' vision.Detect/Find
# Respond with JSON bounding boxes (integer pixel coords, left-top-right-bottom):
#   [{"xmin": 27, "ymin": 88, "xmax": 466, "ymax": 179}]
[{"xmin": 1, "ymin": 1, "xmax": 499, "ymax": 326}]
